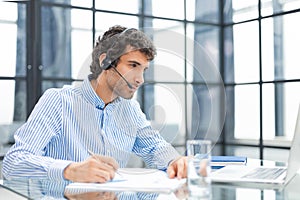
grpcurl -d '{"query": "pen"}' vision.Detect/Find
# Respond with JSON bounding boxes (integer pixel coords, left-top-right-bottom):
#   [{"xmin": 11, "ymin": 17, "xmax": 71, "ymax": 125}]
[{"xmin": 87, "ymin": 149, "xmax": 123, "ymax": 177}]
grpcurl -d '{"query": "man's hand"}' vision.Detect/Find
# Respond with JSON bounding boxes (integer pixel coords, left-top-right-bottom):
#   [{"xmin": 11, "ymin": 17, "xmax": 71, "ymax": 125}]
[
  {"xmin": 167, "ymin": 156, "xmax": 188, "ymax": 179},
  {"xmin": 65, "ymin": 191, "xmax": 118, "ymax": 200},
  {"xmin": 64, "ymin": 155, "xmax": 119, "ymax": 183}
]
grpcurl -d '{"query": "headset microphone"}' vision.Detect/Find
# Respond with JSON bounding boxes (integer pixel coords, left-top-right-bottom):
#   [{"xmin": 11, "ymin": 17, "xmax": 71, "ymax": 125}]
[{"xmin": 112, "ymin": 67, "xmax": 133, "ymax": 89}]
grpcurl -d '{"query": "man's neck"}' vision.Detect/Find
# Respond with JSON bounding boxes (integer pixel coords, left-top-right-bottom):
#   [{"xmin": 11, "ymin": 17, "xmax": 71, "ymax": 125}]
[{"xmin": 91, "ymin": 75, "xmax": 117, "ymax": 105}]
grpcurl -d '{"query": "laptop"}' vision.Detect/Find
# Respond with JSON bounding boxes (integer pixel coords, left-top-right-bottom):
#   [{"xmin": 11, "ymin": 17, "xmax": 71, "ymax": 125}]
[{"xmin": 211, "ymin": 105, "xmax": 300, "ymax": 189}]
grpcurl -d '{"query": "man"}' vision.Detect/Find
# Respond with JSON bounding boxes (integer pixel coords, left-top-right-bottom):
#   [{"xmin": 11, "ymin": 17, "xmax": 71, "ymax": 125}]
[{"xmin": 2, "ymin": 25, "xmax": 187, "ymax": 183}]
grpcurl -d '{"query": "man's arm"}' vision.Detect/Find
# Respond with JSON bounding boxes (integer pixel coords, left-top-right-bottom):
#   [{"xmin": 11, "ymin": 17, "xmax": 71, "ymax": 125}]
[
  {"xmin": 129, "ymin": 100, "xmax": 182, "ymax": 171},
  {"xmin": 2, "ymin": 89, "xmax": 68, "ymax": 181},
  {"xmin": 2, "ymin": 89, "xmax": 119, "ymax": 183}
]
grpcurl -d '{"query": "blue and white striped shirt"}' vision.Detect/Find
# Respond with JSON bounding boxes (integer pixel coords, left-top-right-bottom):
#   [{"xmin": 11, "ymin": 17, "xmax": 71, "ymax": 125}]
[{"xmin": 2, "ymin": 77, "xmax": 180, "ymax": 181}]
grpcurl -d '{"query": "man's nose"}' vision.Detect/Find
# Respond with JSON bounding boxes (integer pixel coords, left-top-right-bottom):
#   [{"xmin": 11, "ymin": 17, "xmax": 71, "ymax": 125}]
[{"xmin": 135, "ymin": 71, "xmax": 144, "ymax": 86}]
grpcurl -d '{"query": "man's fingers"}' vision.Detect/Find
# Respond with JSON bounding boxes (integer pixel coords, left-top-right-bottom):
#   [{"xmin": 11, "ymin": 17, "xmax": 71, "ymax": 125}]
[
  {"xmin": 92, "ymin": 155, "xmax": 119, "ymax": 170},
  {"xmin": 94, "ymin": 170, "xmax": 112, "ymax": 183},
  {"xmin": 175, "ymin": 158, "xmax": 185, "ymax": 179},
  {"xmin": 167, "ymin": 156, "xmax": 188, "ymax": 179},
  {"xmin": 88, "ymin": 156, "xmax": 117, "ymax": 180},
  {"xmin": 167, "ymin": 166, "xmax": 176, "ymax": 178}
]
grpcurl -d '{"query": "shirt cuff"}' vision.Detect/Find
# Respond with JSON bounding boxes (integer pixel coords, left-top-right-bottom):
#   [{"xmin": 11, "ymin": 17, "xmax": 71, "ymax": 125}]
[
  {"xmin": 48, "ymin": 160, "xmax": 73, "ymax": 181},
  {"xmin": 157, "ymin": 147, "xmax": 181, "ymax": 170}
]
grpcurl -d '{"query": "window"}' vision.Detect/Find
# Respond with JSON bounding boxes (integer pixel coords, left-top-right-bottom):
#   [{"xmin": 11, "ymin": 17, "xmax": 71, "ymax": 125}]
[
  {"xmin": 1, "ymin": 0, "xmax": 300, "ymax": 164},
  {"xmin": 224, "ymin": 0, "xmax": 300, "ymax": 162}
]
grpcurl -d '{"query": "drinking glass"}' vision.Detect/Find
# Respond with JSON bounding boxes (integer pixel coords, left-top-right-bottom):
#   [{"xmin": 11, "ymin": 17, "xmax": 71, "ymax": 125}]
[{"xmin": 187, "ymin": 139, "xmax": 212, "ymax": 198}]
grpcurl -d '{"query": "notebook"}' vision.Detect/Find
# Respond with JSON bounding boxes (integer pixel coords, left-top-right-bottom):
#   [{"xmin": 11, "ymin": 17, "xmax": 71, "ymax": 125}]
[
  {"xmin": 211, "ymin": 105, "xmax": 300, "ymax": 189},
  {"xmin": 65, "ymin": 168, "xmax": 186, "ymax": 194}
]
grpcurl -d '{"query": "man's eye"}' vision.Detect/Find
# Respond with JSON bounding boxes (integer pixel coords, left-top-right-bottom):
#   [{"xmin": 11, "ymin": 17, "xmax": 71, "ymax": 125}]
[{"xmin": 131, "ymin": 64, "xmax": 137, "ymax": 68}]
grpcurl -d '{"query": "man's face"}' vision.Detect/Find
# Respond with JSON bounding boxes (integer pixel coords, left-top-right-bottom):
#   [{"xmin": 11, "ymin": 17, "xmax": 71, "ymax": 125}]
[{"xmin": 107, "ymin": 50, "xmax": 149, "ymax": 99}]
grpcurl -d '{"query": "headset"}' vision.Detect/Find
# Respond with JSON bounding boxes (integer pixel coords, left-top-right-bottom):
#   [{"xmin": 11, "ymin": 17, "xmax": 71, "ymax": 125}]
[
  {"xmin": 100, "ymin": 28, "xmax": 136, "ymax": 89},
  {"xmin": 100, "ymin": 28, "xmax": 136, "ymax": 70}
]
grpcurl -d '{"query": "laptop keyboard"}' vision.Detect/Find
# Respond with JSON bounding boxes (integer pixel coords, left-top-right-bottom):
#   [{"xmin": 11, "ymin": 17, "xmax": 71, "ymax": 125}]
[{"xmin": 242, "ymin": 168, "xmax": 286, "ymax": 180}]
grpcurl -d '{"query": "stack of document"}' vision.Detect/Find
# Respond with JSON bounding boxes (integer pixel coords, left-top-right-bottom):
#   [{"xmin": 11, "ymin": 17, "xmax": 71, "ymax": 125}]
[
  {"xmin": 211, "ymin": 156, "xmax": 247, "ymax": 169},
  {"xmin": 65, "ymin": 168, "xmax": 186, "ymax": 194}
]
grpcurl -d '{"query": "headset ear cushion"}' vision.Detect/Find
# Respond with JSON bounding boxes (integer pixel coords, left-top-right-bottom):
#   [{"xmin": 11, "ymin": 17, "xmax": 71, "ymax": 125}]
[{"xmin": 101, "ymin": 56, "xmax": 112, "ymax": 70}]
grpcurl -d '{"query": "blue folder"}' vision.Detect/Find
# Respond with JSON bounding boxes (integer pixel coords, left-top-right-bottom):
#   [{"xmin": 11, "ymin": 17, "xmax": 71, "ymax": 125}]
[{"xmin": 211, "ymin": 156, "xmax": 247, "ymax": 169}]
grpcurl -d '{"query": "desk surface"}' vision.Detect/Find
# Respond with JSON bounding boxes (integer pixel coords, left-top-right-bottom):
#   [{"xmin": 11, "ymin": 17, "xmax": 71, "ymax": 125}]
[{"xmin": 1, "ymin": 159, "xmax": 300, "ymax": 200}]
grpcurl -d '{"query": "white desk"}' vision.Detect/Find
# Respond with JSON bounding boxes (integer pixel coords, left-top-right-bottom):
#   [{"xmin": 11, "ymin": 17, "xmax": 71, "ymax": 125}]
[{"xmin": 1, "ymin": 159, "xmax": 299, "ymax": 199}]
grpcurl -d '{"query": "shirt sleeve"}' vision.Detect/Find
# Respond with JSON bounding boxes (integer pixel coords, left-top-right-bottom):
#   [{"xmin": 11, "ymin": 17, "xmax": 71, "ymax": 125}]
[
  {"xmin": 130, "ymin": 100, "xmax": 181, "ymax": 170},
  {"xmin": 2, "ymin": 89, "xmax": 72, "ymax": 181}
]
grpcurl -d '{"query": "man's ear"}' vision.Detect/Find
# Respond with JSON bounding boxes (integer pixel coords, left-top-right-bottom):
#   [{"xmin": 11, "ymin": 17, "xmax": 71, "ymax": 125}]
[{"xmin": 99, "ymin": 53, "xmax": 107, "ymax": 67}]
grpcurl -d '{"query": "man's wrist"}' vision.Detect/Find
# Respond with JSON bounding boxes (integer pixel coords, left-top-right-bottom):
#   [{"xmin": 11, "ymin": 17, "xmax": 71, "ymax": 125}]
[
  {"xmin": 48, "ymin": 160, "xmax": 73, "ymax": 181},
  {"xmin": 63, "ymin": 162, "xmax": 76, "ymax": 181},
  {"xmin": 168, "ymin": 156, "xmax": 182, "ymax": 166}
]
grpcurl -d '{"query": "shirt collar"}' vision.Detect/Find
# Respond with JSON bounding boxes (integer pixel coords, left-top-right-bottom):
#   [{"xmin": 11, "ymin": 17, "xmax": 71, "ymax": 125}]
[
  {"xmin": 80, "ymin": 75, "xmax": 121, "ymax": 110},
  {"xmin": 80, "ymin": 75, "xmax": 105, "ymax": 110}
]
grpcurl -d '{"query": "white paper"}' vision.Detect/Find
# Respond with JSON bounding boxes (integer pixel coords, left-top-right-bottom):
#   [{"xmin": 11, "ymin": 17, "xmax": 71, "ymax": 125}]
[{"xmin": 65, "ymin": 168, "xmax": 186, "ymax": 194}]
